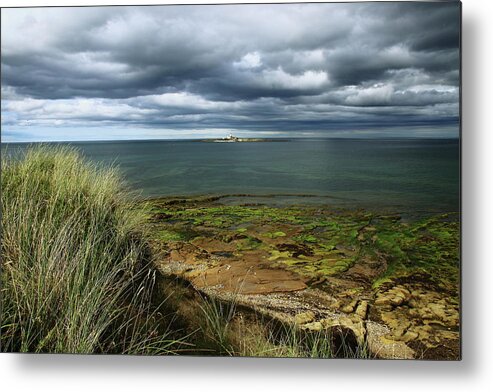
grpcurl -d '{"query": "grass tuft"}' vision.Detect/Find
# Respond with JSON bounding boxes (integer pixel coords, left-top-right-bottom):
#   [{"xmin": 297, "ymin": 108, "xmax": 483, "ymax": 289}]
[{"xmin": 1, "ymin": 146, "xmax": 179, "ymax": 354}]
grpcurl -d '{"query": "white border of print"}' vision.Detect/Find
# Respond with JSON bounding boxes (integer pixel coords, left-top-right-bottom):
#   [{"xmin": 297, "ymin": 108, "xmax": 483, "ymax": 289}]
[{"xmin": 1, "ymin": 1, "xmax": 492, "ymax": 392}]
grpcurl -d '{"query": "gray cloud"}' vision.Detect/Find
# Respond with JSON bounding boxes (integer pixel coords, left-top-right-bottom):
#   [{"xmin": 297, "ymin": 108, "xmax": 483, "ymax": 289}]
[{"xmin": 1, "ymin": 2, "xmax": 460, "ymax": 140}]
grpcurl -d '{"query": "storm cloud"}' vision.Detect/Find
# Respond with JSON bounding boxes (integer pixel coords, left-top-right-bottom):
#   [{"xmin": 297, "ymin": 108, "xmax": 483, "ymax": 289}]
[{"xmin": 1, "ymin": 2, "xmax": 461, "ymax": 141}]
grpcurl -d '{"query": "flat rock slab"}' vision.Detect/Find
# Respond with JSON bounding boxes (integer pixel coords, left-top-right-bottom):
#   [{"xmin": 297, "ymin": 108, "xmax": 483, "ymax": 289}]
[{"xmin": 191, "ymin": 262, "xmax": 307, "ymax": 294}]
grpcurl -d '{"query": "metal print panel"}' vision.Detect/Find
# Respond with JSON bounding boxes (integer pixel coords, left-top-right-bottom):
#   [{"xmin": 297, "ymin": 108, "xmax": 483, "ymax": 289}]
[{"xmin": 0, "ymin": 1, "xmax": 461, "ymax": 360}]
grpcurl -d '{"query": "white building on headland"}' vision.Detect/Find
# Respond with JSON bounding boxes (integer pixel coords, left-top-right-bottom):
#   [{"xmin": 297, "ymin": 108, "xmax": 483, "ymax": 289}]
[{"xmin": 225, "ymin": 133, "xmax": 239, "ymax": 142}]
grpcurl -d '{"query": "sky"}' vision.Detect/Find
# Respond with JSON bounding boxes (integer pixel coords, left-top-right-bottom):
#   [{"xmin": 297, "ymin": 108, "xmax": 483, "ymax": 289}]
[{"xmin": 1, "ymin": 2, "xmax": 461, "ymax": 142}]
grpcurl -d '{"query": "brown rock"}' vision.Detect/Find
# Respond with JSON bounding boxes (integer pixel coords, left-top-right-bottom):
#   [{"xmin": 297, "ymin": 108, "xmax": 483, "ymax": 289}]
[
  {"xmin": 355, "ymin": 300, "xmax": 368, "ymax": 319},
  {"xmin": 366, "ymin": 321, "xmax": 415, "ymax": 359},
  {"xmin": 294, "ymin": 311, "xmax": 316, "ymax": 325},
  {"xmin": 341, "ymin": 299, "xmax": 358, "ymax": 313}
]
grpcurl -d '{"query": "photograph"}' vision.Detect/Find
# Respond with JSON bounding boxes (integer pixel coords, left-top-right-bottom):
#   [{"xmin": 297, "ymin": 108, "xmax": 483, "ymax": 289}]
[{"xmin": 1, "ymin": 1, "xmax": 461, "ymax": 360}]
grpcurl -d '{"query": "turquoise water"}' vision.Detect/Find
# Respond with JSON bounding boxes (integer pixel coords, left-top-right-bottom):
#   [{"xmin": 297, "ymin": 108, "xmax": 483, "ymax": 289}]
[{"xmin": 2, "ymin": 138, "xmax": 460, "ymax": 214}]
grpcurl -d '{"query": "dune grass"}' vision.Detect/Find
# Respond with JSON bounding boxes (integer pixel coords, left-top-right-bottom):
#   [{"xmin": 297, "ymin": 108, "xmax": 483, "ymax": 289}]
[
  {"xmin": 195, "ymin": 293, "xmax": 370, "ymax": 359},
  {"xmin": 0, "ymin": 146, "xmax": 179, "ymax": 354}
]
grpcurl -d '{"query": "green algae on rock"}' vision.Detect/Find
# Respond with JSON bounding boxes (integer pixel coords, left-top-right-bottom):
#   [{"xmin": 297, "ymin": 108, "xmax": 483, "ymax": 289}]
[{"xmin": 146, "ymin": 195, "xmax": 460, "ymax": 359}]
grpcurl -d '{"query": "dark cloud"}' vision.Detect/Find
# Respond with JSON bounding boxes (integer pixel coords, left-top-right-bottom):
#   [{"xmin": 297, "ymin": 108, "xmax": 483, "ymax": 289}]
[{"xmin": 1, "ymin": 2, "xmax": 461, "ymax": 140}]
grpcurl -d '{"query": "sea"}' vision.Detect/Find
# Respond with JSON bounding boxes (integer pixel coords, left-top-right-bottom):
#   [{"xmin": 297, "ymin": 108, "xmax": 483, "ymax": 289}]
[{"xmin": 2, "ymin": 138, "xmax": 460, "ymax": 215}]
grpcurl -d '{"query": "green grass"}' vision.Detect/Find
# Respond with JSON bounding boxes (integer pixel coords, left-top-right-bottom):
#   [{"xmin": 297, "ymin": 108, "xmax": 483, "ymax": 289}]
[
  {"xmin": 197, "ymin": 296, "xmax": 237, "ymax": 355},
  {"xmin": 194, "ymin": 294, "xmax": 370, "ymax": 359},
  {"xmin": 1, "ymin": 146, "xmax": 179, "ymax": 354}
]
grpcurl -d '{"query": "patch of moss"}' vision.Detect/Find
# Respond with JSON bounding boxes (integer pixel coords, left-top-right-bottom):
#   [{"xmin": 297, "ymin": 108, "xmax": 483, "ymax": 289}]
[
  {"xmin": 265, "ymin": 231, "xmax": 286, "ymax": 239},
  {"xmin": 268, "ymin": 250, "xmax": 291, "ymax": 261},
  {"xmin": 155, "ymin": 229, "xmax": 187, "ymax": 243},
  {"xmin": 235, "ymin": 236, "xmax": 263, "ymax": 251},
  {"xmin": 294, "ymin": 234, "xmax": 318, "ymax": 243}
]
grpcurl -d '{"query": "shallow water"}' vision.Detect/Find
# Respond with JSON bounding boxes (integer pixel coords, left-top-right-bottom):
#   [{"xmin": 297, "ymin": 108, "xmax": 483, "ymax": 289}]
[{"xmin": 2, "ymin": 138, "xmax": 460, "ymax": 213}]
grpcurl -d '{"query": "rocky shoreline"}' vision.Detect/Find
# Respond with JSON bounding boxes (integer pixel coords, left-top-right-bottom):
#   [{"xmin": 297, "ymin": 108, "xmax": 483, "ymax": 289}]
[{"xmin": 146, "ymin": 196, "xmax": 460, "ymax": 359}]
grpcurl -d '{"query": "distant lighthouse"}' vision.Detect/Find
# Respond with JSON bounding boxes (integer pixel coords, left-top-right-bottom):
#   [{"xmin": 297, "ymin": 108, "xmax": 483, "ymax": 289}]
[{"xmin": 225, "ymin": 133, "xmax": 238, "ymax": 142}]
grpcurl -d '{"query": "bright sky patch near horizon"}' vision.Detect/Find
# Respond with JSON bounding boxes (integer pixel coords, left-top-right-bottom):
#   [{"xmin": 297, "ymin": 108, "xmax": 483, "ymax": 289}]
[{"xmin": 1, "ymin": 2, "xmax": 460, "ymax": 142}]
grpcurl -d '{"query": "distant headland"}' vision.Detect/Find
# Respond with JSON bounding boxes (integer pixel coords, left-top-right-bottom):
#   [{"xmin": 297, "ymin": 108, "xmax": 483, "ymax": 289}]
[{"xmin": 200, "ymin": 133, "xmax": 289, "ymax": 143}]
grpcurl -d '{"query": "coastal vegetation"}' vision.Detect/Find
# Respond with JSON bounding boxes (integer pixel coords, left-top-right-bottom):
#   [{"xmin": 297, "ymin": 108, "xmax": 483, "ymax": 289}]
[{"xmin": 0, "ymin": 147, "xmax": 178, "ymax": 354}]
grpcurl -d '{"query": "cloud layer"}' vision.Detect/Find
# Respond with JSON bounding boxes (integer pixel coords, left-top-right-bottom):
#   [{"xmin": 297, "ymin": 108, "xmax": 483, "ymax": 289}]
[{"xmin": 1, "ymin": 2, "xmax": 461, "ymax": 141}]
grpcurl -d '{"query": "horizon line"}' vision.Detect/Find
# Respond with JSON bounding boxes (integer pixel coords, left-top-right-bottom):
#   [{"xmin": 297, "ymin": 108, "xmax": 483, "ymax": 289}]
[{"xmin": 1, "ymin": 135, "xmax": 461, "ymax": 144}]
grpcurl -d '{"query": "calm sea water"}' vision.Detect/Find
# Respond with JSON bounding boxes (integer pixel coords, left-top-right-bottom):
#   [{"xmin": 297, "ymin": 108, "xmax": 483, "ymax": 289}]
[{"xmin": 2, "ymin": 138, "xmax": 460, "ymax": 214}]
